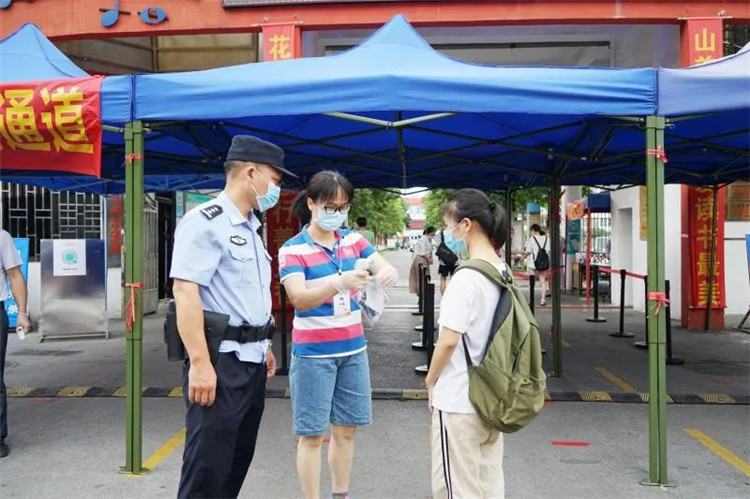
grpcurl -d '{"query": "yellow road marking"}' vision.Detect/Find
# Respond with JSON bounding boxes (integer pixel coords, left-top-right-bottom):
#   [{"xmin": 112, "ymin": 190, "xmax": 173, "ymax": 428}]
[
  {"xmin": 685, "ymin": 428, "xmax": 750, "ymax": 477},
  {"xmin": 57, "ymin": 386, "xmax": 89, "ymax": 397},
  {"xmin": 140, "ymin": 428, "xmax": 187, "ymax": 474},
  {"xmin": 7, "ymin": 387, "xmax": 33, "ymax": 397},
  {"xmin": 168, "ymin": 387, "xmax": 183, "ymax": 398},
  {"xmin": 112, "ymin": 387, "xmax": 127, "ymax": 397},
  {"xmin": 581, "ymin": 391, "xmax": 613, "ymax": 402},
  {"xmin": 594, "ymin": 366, "xmax": 636, "ymax": 393}
]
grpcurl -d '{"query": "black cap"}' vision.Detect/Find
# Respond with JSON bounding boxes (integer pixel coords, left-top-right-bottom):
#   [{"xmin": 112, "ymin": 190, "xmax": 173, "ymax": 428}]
[{"xmin": 226, "ymin": 135, "xmax": 297, "ymax": 178}]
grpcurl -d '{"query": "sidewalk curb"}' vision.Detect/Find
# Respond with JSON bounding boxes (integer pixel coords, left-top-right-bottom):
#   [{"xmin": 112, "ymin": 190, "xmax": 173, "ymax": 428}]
[{"xmin": 7, "ymin": 387, "xmax": 748, "ymax": 405}]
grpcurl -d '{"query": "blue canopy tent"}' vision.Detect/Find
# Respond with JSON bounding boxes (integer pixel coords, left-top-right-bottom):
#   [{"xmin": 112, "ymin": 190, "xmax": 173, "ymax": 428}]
[
  {"xmin": 656, "ymin": 44, "xmax": 750, "ymax": 186},
  {"xmin": 133, "ymin": 15, "xmax": 664, "ymax": 191},
  {"xmin": 2, "ymin": 16, "xmax": 747, "ymax": 483},
  {"xmin": 0, "ymin": 24, "xmax": 227, "ymax": 194}
]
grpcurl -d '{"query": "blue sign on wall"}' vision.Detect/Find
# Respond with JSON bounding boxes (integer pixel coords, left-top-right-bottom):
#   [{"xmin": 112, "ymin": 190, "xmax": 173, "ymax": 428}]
[{"xmin": 4, "ymin": 238, "xmax": 29, "ymax": 328}]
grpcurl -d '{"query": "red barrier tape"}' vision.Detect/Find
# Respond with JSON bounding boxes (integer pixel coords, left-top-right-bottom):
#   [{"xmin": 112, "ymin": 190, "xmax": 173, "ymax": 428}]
[
  {"xmin": 125, "ymin": 282, "xmax": 143, "ymax": 332},
  {"xmin": 646, "ymin": 147, "xmax": 668, "ymax": 164},
  {"xmin": 511, "ymin": 266, "xmax": 565, "ymax": 281},
  {"xmin": 125, "ymin": 154, "xmax": 144, "ymax": 161},
  {"xmin": 647, "ymin": 291, "xmax": 670, "ymax": 317},
  {"xmin": 597, "ymin": 266, "xmax": 646, "ymax": 281}
]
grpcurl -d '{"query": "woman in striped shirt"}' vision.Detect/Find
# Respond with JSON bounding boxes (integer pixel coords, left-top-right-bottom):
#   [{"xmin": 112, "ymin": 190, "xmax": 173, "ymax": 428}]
[{"xmin": 280, "ymin": 171, "xmax": 398, "ymax": 499}]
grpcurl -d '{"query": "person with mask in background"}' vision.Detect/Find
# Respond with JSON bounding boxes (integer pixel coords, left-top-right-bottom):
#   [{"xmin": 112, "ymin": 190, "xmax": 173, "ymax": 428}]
[
  {"xmin": 409, "ymin": 226, "xmax": 436, "ymax": 297},
  {"xmin": 436, "ymin": 228, "xmax": 462, "ymax": 296},
  {"xmin": 170, "ymin": 135, "xmax": 295, "ymax": 498},
  {"xmin": 279, "ymin": 171, "xmax": 398, "ymax": 499}
]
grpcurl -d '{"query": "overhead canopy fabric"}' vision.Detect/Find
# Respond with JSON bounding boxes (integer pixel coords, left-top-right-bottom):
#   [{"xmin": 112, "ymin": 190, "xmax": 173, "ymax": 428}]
[
  {"xmin": 1, "ymin": 18, "xmax": 747, "ymax": 193},
  {"xmin": 0, "ymin": 23, "xmax": 132, "ymax": 124},
  {"xmin": 135, "ymin": 16, "xmax": 656, "ymax": 119},
  {"xmin": 658, "ymin": 43, "xmax": 750, "ymax": 116}
]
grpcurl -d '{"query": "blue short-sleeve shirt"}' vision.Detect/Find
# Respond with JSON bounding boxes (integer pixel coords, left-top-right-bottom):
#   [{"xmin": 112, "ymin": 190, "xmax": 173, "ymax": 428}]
[{"xmin": 170, "ymin": 192, "xmax": 272, "ymax": 363}]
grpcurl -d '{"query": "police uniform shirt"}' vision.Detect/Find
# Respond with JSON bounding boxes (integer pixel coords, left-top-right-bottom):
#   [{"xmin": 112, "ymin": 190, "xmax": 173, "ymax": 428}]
[
  {"xmin": 170, "ymin": 192, "xmax": 271, "ymax": 363},
  {"xmin": 0, "ymin": 230, "xmax": 22, "ymax": 301}
]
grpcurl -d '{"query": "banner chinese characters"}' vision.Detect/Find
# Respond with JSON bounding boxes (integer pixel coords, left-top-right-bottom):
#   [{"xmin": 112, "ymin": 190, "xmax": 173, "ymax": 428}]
[
  {"xmin": 262, "ymin": 23, "xmax": 301, "ymax": 61},
  {"xmin": 266, "ymin": 190, "xmax": 300, "ymax": 315},
  {"xmin": 681, "ymin": 18, "xmax": 724, "ymax": 66},
  {"xmin": 0, "ymin": 77, "xmax": 102, "ymax": 177},
  {"xmin": 688, "ymin": 187, "xmax": 726, "ymax": 309}
]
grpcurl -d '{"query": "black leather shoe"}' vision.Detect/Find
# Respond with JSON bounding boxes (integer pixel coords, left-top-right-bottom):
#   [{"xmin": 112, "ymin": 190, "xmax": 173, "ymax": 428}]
[{"xmin": 0, "ymin": 442, "xmax": 8, "ymax": 458}]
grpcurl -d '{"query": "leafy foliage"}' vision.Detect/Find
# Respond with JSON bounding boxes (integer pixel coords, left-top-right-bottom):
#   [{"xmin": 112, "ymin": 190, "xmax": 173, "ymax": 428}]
[{"xmin": 349, "ymin": 189, "xmax": 407, "ymax": 237}]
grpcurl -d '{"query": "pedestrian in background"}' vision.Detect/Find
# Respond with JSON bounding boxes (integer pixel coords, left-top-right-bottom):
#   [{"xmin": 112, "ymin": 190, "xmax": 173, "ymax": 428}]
[
  {"xmin": 409, "ymin": 226, "xmax": 436, "ymax": 296},
  {"xmin": 355, "ymin": 217, "xmax": 376, "ymax": 247},
  {"xmin": 280, "ymin": 171, "xmax": 398, "ymax": 499},
  {"xmin": 524, "ymin": 223, "xmax": 549, "ymax": 306},
  {"xmin": 0, "ymin": 229, "xmax": 31, "ymax": 459},
  {"xmin": 425, "ymin": 188, "xmax": 508, "ymax": 499},
  {"xmin": 170, "ymin": 135, "xmax": 294, "ymax": 498}
]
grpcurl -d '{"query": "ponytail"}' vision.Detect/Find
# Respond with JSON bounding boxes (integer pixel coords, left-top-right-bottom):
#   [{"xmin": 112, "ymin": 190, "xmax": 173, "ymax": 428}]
[
  {"xmin": 292, "ymin": 190, "xmax": 312, "ymax": 227},
  {"xmin": 443, "ymin": 189, "xmax": 508, "ymax": 250}
]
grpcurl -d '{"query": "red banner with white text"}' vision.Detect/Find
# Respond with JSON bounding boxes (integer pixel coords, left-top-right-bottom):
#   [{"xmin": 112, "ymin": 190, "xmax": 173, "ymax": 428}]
[{"xmin": 0, "ymin": 77, "xmax": 102, "ymax": 177}]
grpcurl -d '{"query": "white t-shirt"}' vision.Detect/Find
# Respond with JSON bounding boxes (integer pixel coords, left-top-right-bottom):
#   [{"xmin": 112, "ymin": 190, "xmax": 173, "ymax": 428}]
[
  {"xmin": 433, "ymin": 259, "xmax": 507, "ymax": 414},
  {"xmin": 524, "ymin": 234, "xmax": 547, "ymax": 271},
  {"xmin": 414, "ymin": 235, "xmax": 434, "ymax": 257}
]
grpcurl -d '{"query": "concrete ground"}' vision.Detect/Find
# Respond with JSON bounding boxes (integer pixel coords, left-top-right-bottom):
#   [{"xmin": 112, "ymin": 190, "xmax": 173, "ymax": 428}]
[
  {"xmin": 2, "ymin": 249, "xmax": 749, "ymax": 497},
  {"xmin": 2, "ymin": 399, "xmax": 748, "ymax": 498}
]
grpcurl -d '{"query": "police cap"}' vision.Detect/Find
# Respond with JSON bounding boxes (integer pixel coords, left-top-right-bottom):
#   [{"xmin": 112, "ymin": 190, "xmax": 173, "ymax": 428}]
[{"xmin": 226, "ymin": 135, "xmax": 297, "ymax": 178}]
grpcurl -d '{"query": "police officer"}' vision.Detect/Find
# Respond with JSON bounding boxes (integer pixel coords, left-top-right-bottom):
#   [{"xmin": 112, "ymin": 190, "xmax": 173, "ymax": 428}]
[
  {"xmin": 171, "ymin": 135, "xmax": 296, "ymax": 498},
  {"xmin": 0, "ymin": 229, "xmax": 30, "ymax": 458}
]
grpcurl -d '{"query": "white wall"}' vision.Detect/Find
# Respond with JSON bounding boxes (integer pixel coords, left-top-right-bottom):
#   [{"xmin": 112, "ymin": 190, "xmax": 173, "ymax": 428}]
[
  {"xmin": 725, "ymin": 222, "xmax": 750, "ymax": 315},
  {"xmin": 610, "ymin": 186, "xmax": 682, "ymax": 318}
]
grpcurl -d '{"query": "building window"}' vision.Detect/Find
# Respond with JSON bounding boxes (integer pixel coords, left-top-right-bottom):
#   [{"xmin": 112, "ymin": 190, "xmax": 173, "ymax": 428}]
[{"xmin": 1, "ymin": 183, "xmax": 101, "ymax": 259}]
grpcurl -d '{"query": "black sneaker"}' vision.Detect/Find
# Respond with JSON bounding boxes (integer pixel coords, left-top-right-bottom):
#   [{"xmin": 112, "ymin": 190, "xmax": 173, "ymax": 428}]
[{"xmin": 0, "ymin": 441, "xmax": 8, "ymax": 458}]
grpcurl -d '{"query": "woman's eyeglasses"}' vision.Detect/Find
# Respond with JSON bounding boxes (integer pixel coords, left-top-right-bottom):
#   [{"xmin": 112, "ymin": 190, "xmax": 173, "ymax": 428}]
[{"xmin": 321, "ymin": 204, "xmax": 351, "ymax": 215}]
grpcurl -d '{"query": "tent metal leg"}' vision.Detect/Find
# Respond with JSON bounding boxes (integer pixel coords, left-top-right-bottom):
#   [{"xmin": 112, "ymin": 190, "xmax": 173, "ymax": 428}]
[
  {"xmin": 504, "ymin": 189, "xmax": 512, "ymax": 265},
  {"xmin": 550, "ymin": 177, "xmax": 563, "ymax": 377},
  {"xmin": 641, "ymin": 116, "xmax": 673, "ymax": 488},
  {"xmin": 122, "ymin": 121, "xmax": 145, "ymax": 475}
]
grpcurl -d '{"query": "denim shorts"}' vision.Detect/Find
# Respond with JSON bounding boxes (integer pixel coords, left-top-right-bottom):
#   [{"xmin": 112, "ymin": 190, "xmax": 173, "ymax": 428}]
[{"xmin": 289, "ymin": 349, "xmax": 372, "ymax": 436}]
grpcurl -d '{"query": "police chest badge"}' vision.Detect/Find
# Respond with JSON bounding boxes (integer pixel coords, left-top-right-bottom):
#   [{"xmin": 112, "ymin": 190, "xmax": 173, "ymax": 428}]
[{"xmin": 230, "ymin": 235, "xmax": 247, "ymax": 246}]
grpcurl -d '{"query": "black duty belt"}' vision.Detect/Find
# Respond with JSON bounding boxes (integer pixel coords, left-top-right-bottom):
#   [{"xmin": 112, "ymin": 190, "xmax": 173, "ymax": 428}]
[{"xmin": 223, "ymin": 320, "xmax": 276, "ymax": 343}]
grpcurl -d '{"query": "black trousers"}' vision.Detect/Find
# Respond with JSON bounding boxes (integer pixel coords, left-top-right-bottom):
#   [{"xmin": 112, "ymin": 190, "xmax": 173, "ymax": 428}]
[
  {"xmin": 178, "ymin": 352, "xmax": 267, "ymax": 499},
  {"xmin": 0, "ymin": 305, "xmax": 7, "ymax": 443}
]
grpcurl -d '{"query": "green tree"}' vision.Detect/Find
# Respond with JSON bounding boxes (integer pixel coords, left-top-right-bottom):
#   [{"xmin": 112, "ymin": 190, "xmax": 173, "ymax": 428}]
[{"xmin": 349, "ymin": 189, "xmax": 406, "ymax": 238}]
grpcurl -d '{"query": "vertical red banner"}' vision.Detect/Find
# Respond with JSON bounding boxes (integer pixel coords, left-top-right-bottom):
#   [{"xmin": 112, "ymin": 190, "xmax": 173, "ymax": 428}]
[
  {"xmin": 266, "ymin": 190, "xmax": 300, "ymax": 315},
  {"xmin": 680, "ymin": 17, "xmax": 726, "ymax": 329},
  {"xmin": 261, "ymin": 22, "xmax": 302, "ymax": 320},
  {"xmin": 680, "ymin": 18, "xmax": 724, "ymax": 66},
  {"xmin": 262, "ymin": 23, "xmax": 302, "ymax": 62},
  {"xmin": 688, "ymin": 187, "xmax": 726, "ymax": 309}
]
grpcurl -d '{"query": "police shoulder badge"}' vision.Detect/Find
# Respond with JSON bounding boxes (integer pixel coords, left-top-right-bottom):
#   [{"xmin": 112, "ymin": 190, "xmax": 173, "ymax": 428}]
[
  {"xmin": 230, "ymin": 235, "xmax": 247, "ymax": 246},
  {"xmin": 200, "ymin": 205, "xmax": 223, "ymax": 220}
]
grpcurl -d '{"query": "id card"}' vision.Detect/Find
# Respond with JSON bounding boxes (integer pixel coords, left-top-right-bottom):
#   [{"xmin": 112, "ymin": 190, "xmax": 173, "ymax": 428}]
[{"xmin": 333, "ymin": 291, "xmax": 351, "ymax": 315}]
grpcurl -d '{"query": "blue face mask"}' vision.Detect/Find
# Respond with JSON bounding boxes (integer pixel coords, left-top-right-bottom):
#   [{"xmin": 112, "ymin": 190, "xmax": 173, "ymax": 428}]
[
  {"xmin": 317, "ymin": 211, "xmax": 347, "ymax": 232},
  {"xmin": 447, "ymin": 221, "xmax": 469, "ymax": 255},
  {"xmin": 253, "ymin": 171, "xmax": 280, "ymax": 212}
]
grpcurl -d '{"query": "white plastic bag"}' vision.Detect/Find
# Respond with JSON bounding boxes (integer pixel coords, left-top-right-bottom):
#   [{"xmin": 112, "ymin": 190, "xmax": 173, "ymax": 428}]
[{"xmin": 360, "ymin": 280, "xmax": 388, "ymax": 328}]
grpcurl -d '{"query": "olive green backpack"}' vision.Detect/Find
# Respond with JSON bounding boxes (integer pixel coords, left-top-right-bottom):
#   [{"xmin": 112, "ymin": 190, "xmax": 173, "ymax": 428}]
[{"xmin": 457, "ymin": 259, "xmax": 546, "ymax": 433}]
